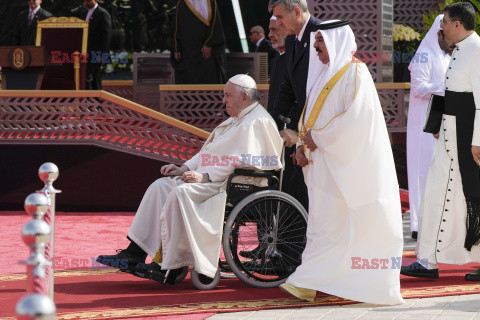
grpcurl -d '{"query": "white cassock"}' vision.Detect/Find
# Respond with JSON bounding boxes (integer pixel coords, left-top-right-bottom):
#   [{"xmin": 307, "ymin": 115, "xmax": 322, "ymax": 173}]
[
  {"xmin": 285, "ymin": 24, "xmax": 404, "ymax": 305},
  {"xmin": 128, "ymin": 102, "xmax": 283, "ymax": 278},
  {"xmin": 417, "ymin": 31, "xmax": 480, "ymax": 267},
  {"xmin": 407, "ymin": 15, "xmax": 450, "ymax": 232}
]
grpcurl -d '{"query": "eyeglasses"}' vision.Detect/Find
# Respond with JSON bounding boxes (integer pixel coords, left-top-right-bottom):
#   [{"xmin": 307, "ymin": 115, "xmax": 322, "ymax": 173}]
[{"xmin": 441, "ymin": 17, "xmax": 457, "ymax": 24}]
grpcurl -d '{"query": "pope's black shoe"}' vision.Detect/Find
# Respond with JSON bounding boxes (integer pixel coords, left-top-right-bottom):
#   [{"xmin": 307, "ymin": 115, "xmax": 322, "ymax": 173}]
[
  {"xmin": 96, "ymin": 249, "xmax": 146, "ymax": 273},
  {"xmin": 465, "ymin": 267, "xmax": 480, "ymax": 281},
  {"xmin": 400, "ymin": 261, "xmax": 439, "ymax": 279},
  {"xmin": 134, "ymin": 262, "xmax": 178, "ymax": 285}
]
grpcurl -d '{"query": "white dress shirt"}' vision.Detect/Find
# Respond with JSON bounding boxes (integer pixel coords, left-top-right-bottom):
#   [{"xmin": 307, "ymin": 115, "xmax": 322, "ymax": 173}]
[{"xmin": 86, "ymin": 3, "xmax": 98, "ymax": 21}]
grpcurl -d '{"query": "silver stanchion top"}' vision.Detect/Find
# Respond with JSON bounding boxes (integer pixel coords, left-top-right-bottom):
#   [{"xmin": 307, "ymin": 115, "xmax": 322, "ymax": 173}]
[
  {"xmin": 38, "ymin": 163, "xmax": 59, "ymax": 184},
  {"xmin": 24, "ymin": 193, "xmax": 49, "ymax": 218},
  {"xmin": 21, "ymin": 218, "xmax": 51, "ymax": 247},
  {"xmin": 16, "ymin": 293, "xmax": 56, "ymax": 320}
]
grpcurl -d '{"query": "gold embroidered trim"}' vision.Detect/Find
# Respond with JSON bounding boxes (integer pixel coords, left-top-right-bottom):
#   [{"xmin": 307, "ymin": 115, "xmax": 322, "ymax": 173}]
[
  {"xmin": 298, "ymin": 62, "xmax": 352, "ymax": 133},
  {"xmin": 204, "ymin": 0, "xmax": 217, "ymax": 45},
  {"xmin": 311, "ymin": 63, "xmax": 358, "ymax": 132}
]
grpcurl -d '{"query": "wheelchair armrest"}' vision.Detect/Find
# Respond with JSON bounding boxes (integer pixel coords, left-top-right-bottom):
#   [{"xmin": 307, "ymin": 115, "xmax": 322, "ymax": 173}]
[
  {"xmin": 232, "ymin": 168, "xmax": 276, "ymax": 178},
  {"xmin": 226, "ymin": 169, "xmax": 279, "ymax": 196}
]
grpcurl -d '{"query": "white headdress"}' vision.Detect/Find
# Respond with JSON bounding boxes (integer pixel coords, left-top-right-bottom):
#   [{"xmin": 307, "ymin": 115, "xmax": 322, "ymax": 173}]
[
  {"xmin": 408, "ymin": 14, "xmax": 450, "ymax": 71},
  {"xmin": 228, "ymin": 74, "xmax": 257, "ymax": 90},
  {"xmin": 304, "ymin": 21, "xmax": 357, "ymax": 119}
]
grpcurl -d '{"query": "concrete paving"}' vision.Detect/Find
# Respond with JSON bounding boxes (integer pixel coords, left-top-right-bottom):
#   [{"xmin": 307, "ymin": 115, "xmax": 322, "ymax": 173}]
[{"xmin": 208, "ymin": 214, "xmax": 480, "ymax": 320}]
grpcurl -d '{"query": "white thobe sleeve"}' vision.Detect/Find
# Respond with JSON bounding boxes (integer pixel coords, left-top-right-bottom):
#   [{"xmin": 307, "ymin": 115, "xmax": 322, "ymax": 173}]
[
  {"xmin": 184, "ymin": 153, "xmax": 200, "ymax": 171},
  {"xmin": 470, "ymin": 50, "xmax": 480, "ymax": 147},
  {"xmin": 409, "ymin": 62, "xmax": 445, "ymax": 99}
]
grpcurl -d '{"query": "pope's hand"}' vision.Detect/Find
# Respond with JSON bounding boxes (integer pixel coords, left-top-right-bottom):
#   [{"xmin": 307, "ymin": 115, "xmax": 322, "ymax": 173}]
[
  {"xmin": 160, "ymin": 163, "xmax": 186, "ymax": 176},
  {"xmin": 201, "ymin": 46, "xmax": 212, "ymax": 59},
  {"xmin": 302, "ymin": 130, "xmax": 318, "ymax": 151},
  {"xmin": 174, "ymin": 51, "xmax": 181, "ymax": 61},
  {"xmin": 472, "ymin": 146, "xmax": 480, "ymax": 166},
  {"xmin": 280, "ymin": 129, "xmax": 298, "ymax": 147},
  {"xmin": 181, "ymin": 170, "xmax": 208, "ymax": 183},
  {"xmin": 433, "ymin": 132, "xmax": 439, "ymax": 139},
  {"xmin": 295, "ymin": 146, "xmax": 309, "ymax": 167}
]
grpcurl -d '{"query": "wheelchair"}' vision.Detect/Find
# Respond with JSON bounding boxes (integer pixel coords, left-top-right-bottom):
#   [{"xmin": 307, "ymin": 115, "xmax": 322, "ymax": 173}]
[{"xmin": 185, "ymin": 167, "xmax": 308, "ymax": 290}]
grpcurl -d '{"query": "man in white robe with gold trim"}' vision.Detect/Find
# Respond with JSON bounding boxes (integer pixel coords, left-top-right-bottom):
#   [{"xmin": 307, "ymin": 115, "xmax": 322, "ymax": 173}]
[
  {"xmin": 279, "ymin": 21, "xmax": 404, "ymax": 305},
  {"xmin": 97, "ymin": 74, "xmax": 283, "ymax": 283}
]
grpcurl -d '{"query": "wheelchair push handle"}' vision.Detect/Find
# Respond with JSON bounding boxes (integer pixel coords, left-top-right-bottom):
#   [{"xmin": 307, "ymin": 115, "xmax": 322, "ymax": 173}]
[
  {"xmin": 278, "ymin": 114, "xmax": 291, "ymax": 130},
  {"xmin": 277, "ymin": 115, "xmax": 291, "ymax": 193}
]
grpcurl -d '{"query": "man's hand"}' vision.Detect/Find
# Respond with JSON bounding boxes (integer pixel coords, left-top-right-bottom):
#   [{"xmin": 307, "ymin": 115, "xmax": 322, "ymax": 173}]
[
  {"xmin": 181, "ymin": 170, "xmax": 209, "ymax": 183},
  {"xmin": 160, "ymin": 163, "xmax": 187, "ymax": 176},
  {"xmin": 174, "ymin": 51, "xmax": 181, "ymax": 61},
  {"xmin": 433, "ymin": 132, "xmax": 439, "ymax": 139},
  {"xmin": 302, "ymin": 130, "xmax": 318, "ymax": 151},
  {"xmin": 472, "ymin": 146, "xmax": 480, "ymax": 166},
  {"xmin": 201, "ymin": 45, "xmax": 212, "ymax": 59},
  {"xmin": 280, "ymin": 129, "xmax": 298, "ymax": 147},
  {"xmin": 295, "ymin": 146, "xmax": 309, "ymax": 167}
]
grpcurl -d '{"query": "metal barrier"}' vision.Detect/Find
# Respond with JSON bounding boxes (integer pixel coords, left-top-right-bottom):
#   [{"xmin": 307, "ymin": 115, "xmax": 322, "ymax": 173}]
[{"xmin": 16, "ymin": 190, "xmax": 57, "ymax": 319}]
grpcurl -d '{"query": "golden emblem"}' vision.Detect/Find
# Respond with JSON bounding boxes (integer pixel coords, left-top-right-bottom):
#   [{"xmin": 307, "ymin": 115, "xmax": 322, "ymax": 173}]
[{"xmin": 9, "ymin": 47, "xmax": 31, "ymax": 70}]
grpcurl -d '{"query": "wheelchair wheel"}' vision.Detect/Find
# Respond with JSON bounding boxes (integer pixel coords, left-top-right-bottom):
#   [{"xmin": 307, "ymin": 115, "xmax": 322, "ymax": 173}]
[
  {"xmin": 223, "ymin": 190, "xmax": 307, "ymax": 288},
  {"xmin": 190, "ymin": 268, "xmax": 221, "ymax": 290},
  {"xmin": 175, "ymin": 266, "xmax": 189, "ymax": 283}
]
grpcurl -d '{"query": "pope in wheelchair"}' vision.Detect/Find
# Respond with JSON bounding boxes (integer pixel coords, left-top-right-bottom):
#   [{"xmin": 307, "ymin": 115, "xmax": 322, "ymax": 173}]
[{"xmin": 97, "ymin": 74, "xmax": 308, "ymax": 289}]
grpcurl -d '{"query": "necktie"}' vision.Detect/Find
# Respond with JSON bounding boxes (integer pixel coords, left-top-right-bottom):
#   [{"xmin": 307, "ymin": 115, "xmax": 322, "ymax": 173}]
[
  {"xmin": 28, "ymin": 10, "xmax": 34, "ymax": 25},
  {"xmin": 295, "ymin": 39, "xmax": 302, "ymax": 56}
]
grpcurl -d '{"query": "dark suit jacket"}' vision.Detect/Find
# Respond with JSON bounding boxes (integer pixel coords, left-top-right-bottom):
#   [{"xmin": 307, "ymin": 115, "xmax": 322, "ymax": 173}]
[
  {"xmin": 256, "ymin": 38, "xmax": 278, "ymax": 74},
  {"xmin": 272, "ymin": 16, "xmax": 322, "ymax": 130},
  {"xmin": 13, "ymin": 7, "xmax": 52, "ymax": 46},
  {"xmin": 78, "ymin": 5, "xmax": 112, "ymax": 57},
  {"xmin": 268, "ymin": 52, "xmax": 286, "ymax": 130}
]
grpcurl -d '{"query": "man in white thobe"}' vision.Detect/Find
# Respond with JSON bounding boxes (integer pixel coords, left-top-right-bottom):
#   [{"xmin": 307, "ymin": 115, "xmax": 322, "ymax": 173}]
[
  {"xmin": 279, "ymin": 21, "xmax": 405, "ymax": 305},
  {"xmin": 97, "ymin": 74, "xmax": 283, "ymax": 283},
  {"xmin": 401, "ymin": 2, "xmax": 480, "ymax": 281},
  {"xmin": 407, "ymin": 15, "xmax": 451, "ymax": 239}
]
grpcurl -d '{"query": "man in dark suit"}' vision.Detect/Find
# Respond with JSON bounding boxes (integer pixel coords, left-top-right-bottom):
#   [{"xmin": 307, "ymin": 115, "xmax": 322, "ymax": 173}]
[
  {"xmin": 267, "ymin": 16, "xmax": 286, "ymax": 127},
  {"xmin": 268, "ymin": 0, "xmax": 322, "ymax": 211},
  {"xmin": 249, "ymin": 25, "xmax": 278, "ymax": 75},
  {"xmin": 78, "ymin": 0, "xmax": 112, "ymax": 90},
  {"xmin": 13, "ymin": 0, "xmax": 52, "ymax": 46}
]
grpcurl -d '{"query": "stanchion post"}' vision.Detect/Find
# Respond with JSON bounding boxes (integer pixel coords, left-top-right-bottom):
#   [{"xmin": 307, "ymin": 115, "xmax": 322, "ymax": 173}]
[
  {"xmin": 37, "ymin": 162, "xmax": 61, "ymax": 300},
  {"xmin": 16, "ymin": 193, "xmax": 56, "ymax": 320}
]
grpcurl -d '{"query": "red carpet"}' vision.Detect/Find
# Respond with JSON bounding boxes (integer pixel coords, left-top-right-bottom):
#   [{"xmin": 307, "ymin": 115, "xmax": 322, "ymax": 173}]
[{"xmin": 1, "ymin": 211, "xmax": 480, "ymax": 320}]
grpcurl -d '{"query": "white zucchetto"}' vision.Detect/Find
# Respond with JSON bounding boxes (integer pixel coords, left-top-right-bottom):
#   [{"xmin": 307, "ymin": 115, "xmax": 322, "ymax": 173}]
[{"xmin": 228, "ymin": 74, "xmax": 257, "ymax": 90}]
